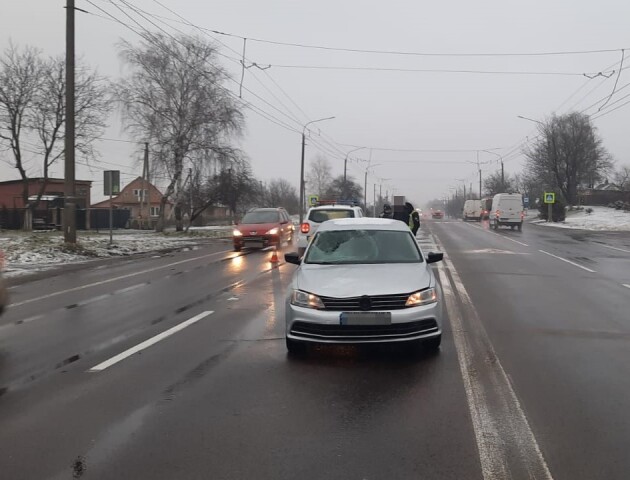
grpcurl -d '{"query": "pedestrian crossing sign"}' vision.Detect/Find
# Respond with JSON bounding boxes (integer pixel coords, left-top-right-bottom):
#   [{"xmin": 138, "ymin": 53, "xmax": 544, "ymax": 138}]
[
  {"xmin": 544, "ymin": 192, "xmax": 555, "ymax": 204},
  {"xmin": 308, "ymin": 195, "xmax": 319, "ymax": 206}
]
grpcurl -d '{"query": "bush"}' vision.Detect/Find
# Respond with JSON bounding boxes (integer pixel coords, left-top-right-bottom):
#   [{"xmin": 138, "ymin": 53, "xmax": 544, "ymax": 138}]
[
  {"xmin": 585, "ymin": 207, "xmax": 593, "ymax": 215},
  {"xmin": 538, "ymin": 194, "xmax": 567, "ymax": 222}
]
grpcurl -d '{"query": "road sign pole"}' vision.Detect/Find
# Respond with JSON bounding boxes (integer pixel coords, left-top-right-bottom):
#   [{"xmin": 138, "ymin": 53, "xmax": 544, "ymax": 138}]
[
  {"xmin": 109, "ymin": 190, "xmax": 113, "ymax": 244},
  {"xmin": 548, "ymin": 202, "xmax": 552, "ymax": 223}
]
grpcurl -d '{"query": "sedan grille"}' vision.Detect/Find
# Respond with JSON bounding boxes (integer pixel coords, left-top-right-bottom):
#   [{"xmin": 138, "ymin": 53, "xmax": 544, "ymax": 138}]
[
  {"xmin": 291, "ymin": 319, "xmax": 438, "ymax": 341},
  {"xmin": 319, "ymin": 293, "xmax": 411, "ymax": 311}
]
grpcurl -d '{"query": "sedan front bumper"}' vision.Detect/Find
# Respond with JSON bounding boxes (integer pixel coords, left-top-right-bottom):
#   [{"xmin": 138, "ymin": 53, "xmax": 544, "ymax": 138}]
[{"xmin": 286, "ymin": 301, "xmax": 442, "ymax": 344}]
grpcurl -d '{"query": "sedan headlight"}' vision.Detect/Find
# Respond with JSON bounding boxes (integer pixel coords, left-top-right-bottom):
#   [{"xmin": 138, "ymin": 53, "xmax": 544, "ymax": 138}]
[
  {"xmin": 291, "ymin": 289, "xmax": 325, "ymax": 309},
  {"xmin": 233, "ymin": 230, "xmax": 243, "ymax": 237},
  {"xmin": 405, "ymin": 288, "xmax": 437, "ymax": 307},
  {"xmin": 267, "ymin": 227, "xmax": 279, "ymax": 235}
]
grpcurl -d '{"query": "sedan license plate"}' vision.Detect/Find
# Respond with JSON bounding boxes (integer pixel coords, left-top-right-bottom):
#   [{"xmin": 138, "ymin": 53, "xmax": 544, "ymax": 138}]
[
  {"xmin": 244, "ymin": 241, "xmax": 264, "ymax": 248},
  {"xmin": 340, "ymin": 312, "xmax": 392, "ymax": 326}
]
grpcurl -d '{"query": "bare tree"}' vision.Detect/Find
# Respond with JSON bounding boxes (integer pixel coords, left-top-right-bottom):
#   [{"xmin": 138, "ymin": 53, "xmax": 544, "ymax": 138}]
[
  {"xmin": 306, "ymin": 154, "xmax": 332, "ymax": 197},
  {"xmin": 0, "ymin": 43, "xmax": 111, "ymax": 228},
  {"xmin": 116, "ymin": 33, "xmax": 243, "ymax": 232},
  {"xmin": 267, "ymin": 178, "xmax": 299, "ymax": 214},
  {"xmin": 0, "ymin": 44, "xmax": 43, "ymax": 214},
  {"xmin": 324, "ymin": 175, "xmax": 363, "ymax": 203},
  {"xmin": 484, "ymin": 171, "xmax": 516, "ymax": 196},
  {"xmin": 612, "ymin": 165, "xmax": 630, "ymax": 191},
  {"xmin": 524, "ymin": 112, "xmax": 613, "ymax": 204}
]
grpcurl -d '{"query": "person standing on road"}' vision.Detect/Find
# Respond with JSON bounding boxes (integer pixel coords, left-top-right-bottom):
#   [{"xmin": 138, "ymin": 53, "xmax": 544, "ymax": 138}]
[
  {"xmin": 380, "ymin": 204, "xmax": 393, "ymax": 219},
  {"xmin": 404, "ymin": 202, "xmax": 421, "ymax": 236}
]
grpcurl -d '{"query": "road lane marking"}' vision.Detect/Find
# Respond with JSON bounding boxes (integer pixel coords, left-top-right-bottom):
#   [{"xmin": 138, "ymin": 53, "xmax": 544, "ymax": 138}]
[
  {"xmin": 623, "ymin": 284, "xmax": 630, "ymax": 289},
  {"xmin": 8, "ymin": 249, "xmax": 231, "ymax": 308},
  {"xmin": 599, "ymin": 244, "xmax": 630, "ymax": 254},
  {"xmin": 538, "ymin": 250, "xmax": 596, "ymax": 273},
  {"xmin": 434, "ymin": 245, "xmax": 554, "ymax": 480},
  {"xmin": 88, "ymin": 311, "xmax": 214, "ymax": 372},
  {"xmin": 465, "ymin": 222, "xmax": 530, "ymax": 246}
]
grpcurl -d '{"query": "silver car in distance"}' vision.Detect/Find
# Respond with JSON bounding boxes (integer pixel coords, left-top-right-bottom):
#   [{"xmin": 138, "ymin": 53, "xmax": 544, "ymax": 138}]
[{"xmin": 284, "ymin": 218, "xmax": 444, "ymax": 354}]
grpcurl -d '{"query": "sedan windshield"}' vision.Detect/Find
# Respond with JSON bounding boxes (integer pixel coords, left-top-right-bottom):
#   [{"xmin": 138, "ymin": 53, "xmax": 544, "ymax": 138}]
[
  {"xmin": 241, "ymin": 211, "xmax": 280, "ymax": 224},
  {"xmin": 305, "ymin": 229, "xmax": 422, "ymax": 264}
]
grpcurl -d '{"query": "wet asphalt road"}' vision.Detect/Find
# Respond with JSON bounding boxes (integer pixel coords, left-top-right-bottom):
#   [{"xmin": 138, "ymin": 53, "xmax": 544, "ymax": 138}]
[{"xmin": 0, "ymin": 220, "xmax": 629, "ymax": 479}]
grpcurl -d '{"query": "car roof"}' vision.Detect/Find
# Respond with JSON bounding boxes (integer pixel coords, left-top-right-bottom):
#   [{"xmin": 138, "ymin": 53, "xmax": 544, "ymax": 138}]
[
  {"xmin": 308, "ymin": 204, "xmax": 359, "ymax": 210},
  {"xmin": 317, "ymin": 218, "xmax": 408, "ymax": 232}
]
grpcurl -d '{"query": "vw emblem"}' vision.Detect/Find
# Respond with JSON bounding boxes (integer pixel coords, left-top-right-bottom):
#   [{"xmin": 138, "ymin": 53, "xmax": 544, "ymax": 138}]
[{"xmin": 359, "ymin": 295, "xmax": 371, "ymax": 311}]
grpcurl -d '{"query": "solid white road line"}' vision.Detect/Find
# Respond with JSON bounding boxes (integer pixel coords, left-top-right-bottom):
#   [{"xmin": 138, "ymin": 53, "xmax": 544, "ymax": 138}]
[
  {"xmin": 538, "ymin": 250, "xmax": 596, "ymax": 273},
  {"xmin": 435, "ymin": 251, "xmax": 554, "ymax": 480},
  {"xmin": 623, "ymin": 284, "xmax": 630, "ymax": 289},
  {"xmin": 8, "ymin": 249, "xmax": 231, "ymax": 308},
  {"xmin": 88, "ymin": 311, "xmax": 214, "ymax": 372},
  {"xmin": 599, "ymin": 244, "xmax": 630, "ymax": 254}
]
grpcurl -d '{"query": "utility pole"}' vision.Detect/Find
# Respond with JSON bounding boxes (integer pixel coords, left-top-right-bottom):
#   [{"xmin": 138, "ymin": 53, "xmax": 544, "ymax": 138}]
[
  {"xmin": 299, "ymin": 131, "xmax": 306, "ymax": 223},
  {"xmin": 373, "ymin": 183, "xmax": 377, "ymax": 217},
  {"xmin": 477, "ymin": 150, "xmax": 482, "ymax": 200},
  {"xmin": 463, "ymin": 183, "xmax": 466, "ymax": 201},
  {"xmin": 189, "ymin": 167, "xmax": 193, "ymax": 225},
  {"xmin": 140, "ymin": 142, "xmax": 149, "ymax": 229},
  {"xmin": 63, "ymin": 0, "xmax": 76, "ymax": 244},
  {"xmin": 364, "ymin": 170, "xmax": 368, "ymax": 210},
  {"xmin": 501, "ymin": 159, "xmax": 505, "ymax": 192}
]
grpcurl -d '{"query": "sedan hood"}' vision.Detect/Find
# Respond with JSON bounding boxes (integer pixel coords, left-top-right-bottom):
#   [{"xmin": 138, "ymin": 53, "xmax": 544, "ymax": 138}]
[
  {"xmin": 296, "ymin": 263, "xmax": 432, "ymax": 297},
  {"xmin": 235, "ymin": 223, "xmax": 278, "ymax": 234}
]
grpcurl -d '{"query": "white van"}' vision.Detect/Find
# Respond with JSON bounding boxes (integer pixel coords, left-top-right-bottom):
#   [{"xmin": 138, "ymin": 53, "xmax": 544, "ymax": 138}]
[
  {"xmin": 491, "ymin": 193, "xmax": 524, "ymax": 231},
  {"xmin": 462, "ymin": 199, "xmax": 484, "ymax": 221}
]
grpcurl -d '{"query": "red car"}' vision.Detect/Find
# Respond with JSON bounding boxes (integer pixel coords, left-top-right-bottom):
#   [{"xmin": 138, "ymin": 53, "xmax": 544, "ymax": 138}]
[
  {"xmin": 431, "ymin": 210, "xmax": 444, "ymax": 219},
  {"xmin": 233, "ymin": 208, "xmax": 294, "ymax": 252}
]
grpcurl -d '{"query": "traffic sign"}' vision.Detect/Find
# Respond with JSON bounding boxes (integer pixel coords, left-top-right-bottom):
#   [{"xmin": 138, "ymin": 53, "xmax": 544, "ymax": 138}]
[
  {"xmin": 544, "ymin": 192, "xmax": 555, "ymax": 204},
  {"xmin": 523, "ymin": 196, "xmax": 530, "ymax": 208},
  {"xmin": 307, "ymin": 195, "xmax": 319, "ymax": 207}
]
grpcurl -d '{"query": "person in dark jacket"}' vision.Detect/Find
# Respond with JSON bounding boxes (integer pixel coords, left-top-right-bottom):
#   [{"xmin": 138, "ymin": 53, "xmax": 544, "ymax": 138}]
[
  {"xmin": 405, "ymin": 202, "xmax": 421, "ymax": 235},
  {"xmin": 380, "ymin": 203, "xmax": 393, "ymax": 219}
]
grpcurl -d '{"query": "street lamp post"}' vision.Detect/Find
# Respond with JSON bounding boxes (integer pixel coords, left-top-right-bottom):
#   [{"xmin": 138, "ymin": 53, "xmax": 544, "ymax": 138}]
[
  {"xmin": 299, "ymin": 116, "xmax": 335, "ymax": 224},
  {"xmin": 364, "ymin": 163, "xmax": 382, "ymax": 214}
]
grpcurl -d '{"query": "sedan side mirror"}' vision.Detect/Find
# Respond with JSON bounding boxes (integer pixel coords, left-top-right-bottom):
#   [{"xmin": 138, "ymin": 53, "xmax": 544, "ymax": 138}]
[
  {"xmin": 285, "ymin": 252, "xmax": 301, "ymax": 265},
  {"xmin": 426, "ymin": 252, "xmax": 443, "ymax": 264}
]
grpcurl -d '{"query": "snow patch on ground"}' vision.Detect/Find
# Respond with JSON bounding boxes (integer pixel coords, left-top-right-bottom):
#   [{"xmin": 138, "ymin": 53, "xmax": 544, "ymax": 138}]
[
  {"xmin": 0, "ymin": 230, "xmax": 228, "ymax": 278},
  {"xmin": 538, "ymin": 206, "xmax": 630, "ymax": 231}
]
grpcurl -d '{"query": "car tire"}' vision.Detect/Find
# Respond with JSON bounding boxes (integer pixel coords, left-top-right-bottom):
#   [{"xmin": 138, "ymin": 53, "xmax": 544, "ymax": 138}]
[
  {"xmin": 234, "ymin": 245, "xmax": 241, "ymax": 252},
  {"xmin": 423, "ymin": 335, "xmax": 442, "ymax": 351},
  {"xmin": 510, "ymin": 225, "xmax": 515, "ymax": 230},
  {"xmin": 286, "ymin": 337, "xmax": 306, "ymax": 355}
]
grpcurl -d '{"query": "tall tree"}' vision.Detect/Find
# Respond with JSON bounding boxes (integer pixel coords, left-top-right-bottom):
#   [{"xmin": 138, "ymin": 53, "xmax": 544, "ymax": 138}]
[
  {"xmin": 116, "ymin": 33, "xmax": 243, "ymax": 231},
  {"xmin": 266, "ymin": 178, "xmax": 299, "ymax": 214},
  {"xmin": 0, "ymin": 43, "xmax": 110, "ymax": 229},
  {"xmin": 324, "ymin": 175, "xmax": 363, "ymax": 203},
  {"xmin": 524, "ymin": 112, "xmax": 612, "ymax": 204},
  {"xmin": 306, "ymin": 154, "xmax": 332, "ymax": 197},
  {"xmin": 483, "ymin": 171, "xmax": 517, "ymax": 196},
  {"xmin": 612, "ymin": 164, "xmax": 630, "ymax": 191}
]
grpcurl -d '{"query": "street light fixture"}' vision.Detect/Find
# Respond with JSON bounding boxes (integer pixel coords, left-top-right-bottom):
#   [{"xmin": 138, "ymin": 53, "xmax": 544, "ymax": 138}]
[
  {"xmin": 299, "ymin": 116, "xmax": 335, "ymax": 223},
  {"xmin": 517, "ymin": 115, "xmax": 545, "ymax": 126}
]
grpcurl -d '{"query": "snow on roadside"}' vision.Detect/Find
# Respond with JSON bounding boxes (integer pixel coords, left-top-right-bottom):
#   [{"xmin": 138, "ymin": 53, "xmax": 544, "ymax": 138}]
[
  {"xmin": 537, "ymin": 206, "xmax": 630, "ymax": 231},
  {"xmin": 0, "ymin": 230, "xmax": 228, "ymax": 278}
]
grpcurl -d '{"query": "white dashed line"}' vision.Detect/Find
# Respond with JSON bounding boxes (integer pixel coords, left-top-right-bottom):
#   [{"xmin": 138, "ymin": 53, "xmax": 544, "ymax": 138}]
[
  {"xmin": 88, "ymin": 311, "xmax": 214, "ymax": 372},
  {"xmin": 539, "ymin": 250, "xmax": 596, "ymax": 273},
  {"xmin": 599, "ymin": 244, "xmax": 630, "ymax": 254},
  {"xmin": 623, "ymin": 284, "xmax": 630, "ymax": 289},
  {"xmin": 8, "ymin": 249, "xmax": 231, "ymax": 308}
]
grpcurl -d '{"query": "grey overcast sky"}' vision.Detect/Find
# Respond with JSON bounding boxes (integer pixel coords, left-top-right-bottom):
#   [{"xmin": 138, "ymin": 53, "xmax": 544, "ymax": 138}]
[{"xmin": 1, "ymin": 0, "xmax": 629, "ymax": 205}]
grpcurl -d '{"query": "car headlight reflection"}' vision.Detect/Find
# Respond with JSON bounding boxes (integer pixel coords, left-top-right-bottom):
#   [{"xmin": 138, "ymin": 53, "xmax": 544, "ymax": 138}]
[
  {"xmin": 233, "ymin": 230, "xmax": 243, "ymax": 237},
  {"xmin": 267, "ymin": 228, "xmax": 279, "ymax": 235},
  {"xmin": 291, "ymin": 289, "xmax": 324, "ymax": 309},
  {"xmin": 405, "ymin": 288, "xmax": 437, "ymax": 307}
]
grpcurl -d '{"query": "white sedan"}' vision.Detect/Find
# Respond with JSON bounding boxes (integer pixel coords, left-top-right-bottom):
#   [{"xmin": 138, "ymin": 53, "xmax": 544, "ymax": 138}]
[{"xmin": 284, "ymin": 218, "xmax": 444, "ymax": 354}]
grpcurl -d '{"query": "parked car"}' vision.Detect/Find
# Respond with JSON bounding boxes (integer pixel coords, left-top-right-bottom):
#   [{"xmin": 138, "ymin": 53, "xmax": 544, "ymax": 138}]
[
  {"xmin": 462, "ymin": 199, "xmax": 484, "ymax": 221},
  {"xmin": 0, "ymin": 250, "xmax": 8, "ymax": 316},
  {"xmin": 297, "ymin": 201, "xmax": 363, "ymax": 255},
  {"xmin": 284, "ymin": 218, "xmax": 444, "ymax": 354},
  {"xmin": 431, "ymin": 210, "xmax": 444, "ymax": 219},
  {"xmin": 233, "ymin": 208, "xmax": 294, "ymax": 252},
  {"xmin": 491, "ymin": 193, "xmax": 524, "ymax": 231}
]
